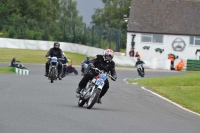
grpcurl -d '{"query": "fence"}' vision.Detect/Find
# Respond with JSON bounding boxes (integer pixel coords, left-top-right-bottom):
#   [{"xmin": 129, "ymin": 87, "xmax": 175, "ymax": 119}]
[{"xmin": 0, "ymin": 19, "xmax": 121, "ymax": 52}]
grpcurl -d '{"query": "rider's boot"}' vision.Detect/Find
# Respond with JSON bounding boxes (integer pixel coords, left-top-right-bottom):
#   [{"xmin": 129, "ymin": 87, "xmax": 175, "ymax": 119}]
[
  {"xmin": 76, "ymin": 87, "xmax": 82, "ymax": 94},
  {"xmin": 44, "ymin": 69, "xmax": 49, "ymax": 77},
  {"xmin": 58, "ymin": 74, "xmax": 62, "ymax": 80},
  {"xmin": 97, "ymin": 97, "xmax": 102, "ymax": 104},
  {"xmin": 44, "ymin": 73, "xmax": 48, "ymax": 77},
  {"xmin": 45, "ymin": 64, "xmax": 49, "ymax": 77},
  {"xmin": 58, "ymin": 73, "xmax": 62, "ymax": 80},
  {"xmin": 58, "ymin": 69, "xmax": 62, "ymax": 80}
]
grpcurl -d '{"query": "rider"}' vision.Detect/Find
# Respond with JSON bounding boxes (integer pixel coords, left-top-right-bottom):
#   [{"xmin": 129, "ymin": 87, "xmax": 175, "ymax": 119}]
[
  {"xmin": 45, "ymin": 42, "xmax": 63, "ymax": 80},
  {"xmin": 81, "ymin": 55, "xmax": 92, "ymax": 75},
  {"xmin": 76, "ymin": 49, "xmax": 117, "ymax": 104},
  {"xmin": 60, "ymin": 52, "xmax": 68, "ymax": 77},
  {"xmin": 135, "ymin": 58, "xmax": 145, "ymax": 74}
]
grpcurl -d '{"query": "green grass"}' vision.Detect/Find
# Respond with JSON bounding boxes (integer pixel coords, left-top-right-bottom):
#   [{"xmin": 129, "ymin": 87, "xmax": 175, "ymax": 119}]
[
  {"xmin": 0, "ymin": 67, "xmax": 15, "ymax": 74},
  {"xmin": 0, "ymin": 48, "xmax": 132, "ymax": 68},
  {"xmin": 128, "ymin": 72, "xmax": 200, "ymax": 114},
  {"xmin": 0, "ymin": 48, "xmax": 87, "ymax": 65}
]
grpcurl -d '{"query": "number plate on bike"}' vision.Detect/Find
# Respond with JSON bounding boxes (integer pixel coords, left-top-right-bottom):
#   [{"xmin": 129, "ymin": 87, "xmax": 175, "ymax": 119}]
[
  {"xmin": 137, "ymin": 64, "xmax": 142, "ymax": 69},
  {"xmin": 95, "ymin": 78, "xmax": 105, "ymax": 87}
]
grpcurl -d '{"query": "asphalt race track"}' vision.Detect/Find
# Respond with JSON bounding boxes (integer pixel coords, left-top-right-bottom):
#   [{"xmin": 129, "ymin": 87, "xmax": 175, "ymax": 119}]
[{"xmin": 0, "ymin": 63, "xmax": 200, "ymax": 133}]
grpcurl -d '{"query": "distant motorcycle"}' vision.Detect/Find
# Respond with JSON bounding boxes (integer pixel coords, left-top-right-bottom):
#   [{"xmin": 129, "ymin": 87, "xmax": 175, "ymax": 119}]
[
  {"xmin": 65, "ymin": 60, "xmax": 78, "ymax": 75},
  {"xmin": 47, "ymin": 57, "xmax": 60, "ymax": 83},
  {"xmin": 137, "ymin": 63, "xmax": 144, "ymax": 77},
  {"xmin": 82, "ymin": 63, "xmax": 90, "ymax": 76},
  {"xmin": 10, "ymin": 58, "xmax": 27, "ymax": 69},
  {"xmin": 76, "ymin": 67, "xmax": 114, "ymax": 109}
]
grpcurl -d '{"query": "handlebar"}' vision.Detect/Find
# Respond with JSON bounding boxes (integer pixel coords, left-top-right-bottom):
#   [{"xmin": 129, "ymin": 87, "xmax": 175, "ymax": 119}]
[
  {"xmin": 46, "ymin": 57, "xmax": 64, "ymax": 60},
  {"xmin": 91, "ymin": 67, "xmax": 114, "ymax": 79}
]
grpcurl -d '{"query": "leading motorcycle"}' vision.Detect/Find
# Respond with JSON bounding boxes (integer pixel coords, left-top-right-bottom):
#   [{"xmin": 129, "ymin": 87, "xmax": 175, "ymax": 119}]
[
  {"xmin": 47, "ymin": 57, "xmax": 61, "ymax": 83},
  {"xmin": 76, "ymin": 67, "xmax": 114, "ymax": 109}
]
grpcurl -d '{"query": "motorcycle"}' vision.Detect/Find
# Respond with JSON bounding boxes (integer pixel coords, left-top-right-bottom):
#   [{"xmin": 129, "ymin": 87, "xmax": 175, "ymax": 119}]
[
  {"xmin": 137, "ymin": 63, "xmax": 144, "ymax": 77},
  {"xmin": 10, "ymin": 58, "xmax": 27, "ymax": 69},
  {"xmin": 61, "ymin": 63, "xmax": 67, "ymax": 78},
  {"xmin": 76, "ymin": 67, "xmax": 114, "ymax": 109},
  {"xmin": 47, "ymin": 57, "xmax": 60, "ymax": 83},
  {"xmin": 81, "ymin": 60, "xmax": 94, "ymax": 76},
  {"xmin": 81, "ymin": 63, "xmax": 90, "ymax": 76},
  {"xmin": 65, "ymin": 60, "xmax": 78, "ymax": 75}
]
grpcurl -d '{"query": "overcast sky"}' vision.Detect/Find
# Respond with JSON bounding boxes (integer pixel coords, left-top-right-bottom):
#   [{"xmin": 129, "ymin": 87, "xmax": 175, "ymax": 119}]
[{"xmin": 75, "ymin": 0, "xmax": 104, "ymax": 24}]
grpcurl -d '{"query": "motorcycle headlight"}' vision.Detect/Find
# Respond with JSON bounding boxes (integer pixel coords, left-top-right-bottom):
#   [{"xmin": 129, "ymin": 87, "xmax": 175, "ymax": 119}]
[{"xmin": 99, "ymin": 74, "xmax": 106, "ymax": 80}]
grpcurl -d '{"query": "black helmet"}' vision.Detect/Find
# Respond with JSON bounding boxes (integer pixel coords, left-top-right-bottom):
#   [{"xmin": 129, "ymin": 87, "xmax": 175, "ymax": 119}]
[
  {"xmin": 137, "ymin": 58, "xmax": 140, "ymax": 61},
  {"xmin": 54, "ymin": 42, "xmax": 60, "ymax": 47}
]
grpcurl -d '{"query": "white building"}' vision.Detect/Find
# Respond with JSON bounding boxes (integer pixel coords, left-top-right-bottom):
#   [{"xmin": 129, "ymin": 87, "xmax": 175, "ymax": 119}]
[{"xmin": 126, "ymin": 0, "xmax": 200, "ymax": 61}]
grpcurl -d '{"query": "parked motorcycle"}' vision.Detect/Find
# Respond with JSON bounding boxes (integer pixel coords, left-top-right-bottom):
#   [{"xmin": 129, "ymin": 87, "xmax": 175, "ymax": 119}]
[
  {"xmin": 76, "ymin": 67, "xmax": 114, "ymax": 109},
  {"xmin": 137, "ymin": 63, "xmax": 144, "ymax": 77}
]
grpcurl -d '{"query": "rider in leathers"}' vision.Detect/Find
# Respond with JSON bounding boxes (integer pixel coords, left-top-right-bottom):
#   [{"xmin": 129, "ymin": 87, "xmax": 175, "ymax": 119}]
[
  {"xmin": 81, "ymin": 55, "xmax": 93, "ymax": 75},
  {"xmin": 45, "ymin": 42, "xmax": 63, "ymax": 80},
  {"xmin": 135, "ymin": 58, "xmax": 145, "ymax": 75},
  {"xmin": 76, "ymin": 49, "xmax": 117, "ymax": 104}
]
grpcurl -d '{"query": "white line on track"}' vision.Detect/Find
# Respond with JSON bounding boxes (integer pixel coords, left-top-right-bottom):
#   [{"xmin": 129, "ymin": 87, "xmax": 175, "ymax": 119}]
[{"xmin": 124, "ymin": 78, "xmax": 200, "ymax": 117}]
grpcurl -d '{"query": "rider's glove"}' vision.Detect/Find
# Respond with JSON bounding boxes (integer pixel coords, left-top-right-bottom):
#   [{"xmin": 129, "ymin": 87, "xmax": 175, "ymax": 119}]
[
  {"xmin": 111, "ymin": 75, "xmax": 117, "ymax": 81},
  {"xmin": 104, "ymin": 65, "xmax": 110, "ymax": 71}
]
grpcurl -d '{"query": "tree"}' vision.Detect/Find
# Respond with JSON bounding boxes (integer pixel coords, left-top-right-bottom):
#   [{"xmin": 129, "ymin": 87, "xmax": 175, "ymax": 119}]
[
  {"xmin": 0, "ymin": 0, "xmax": 84, "ymax": 42},
  {"xmin": 59, "ymin": 0, "xmax": 84, "ymax": 43},
  {"xmin": 91, "ymin": 0, "xmax": 132, "ymax": 49},
  {"xmin": 0, "ymin": 0, "xmax": 60, "ymax": 21}
]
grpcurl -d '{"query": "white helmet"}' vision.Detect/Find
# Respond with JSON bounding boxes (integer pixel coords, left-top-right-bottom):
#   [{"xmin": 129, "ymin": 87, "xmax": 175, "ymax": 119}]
[
  {"xmin": 103, "ymin": 49, "xmax": 114, "ymax": 62},
  {"xmin": 104, "ymin": 49, "xmax": 114, "ymax": 58}
]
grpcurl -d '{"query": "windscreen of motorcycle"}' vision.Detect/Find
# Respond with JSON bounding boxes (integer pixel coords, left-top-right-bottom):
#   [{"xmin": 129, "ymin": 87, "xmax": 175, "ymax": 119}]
[
  {"xmin": 51, "ymin": 57, "xmax": 58, "ymax": 62},
  {"xmin": 99, "ymin": 73, "xmax": 106, "ymax": 80}
]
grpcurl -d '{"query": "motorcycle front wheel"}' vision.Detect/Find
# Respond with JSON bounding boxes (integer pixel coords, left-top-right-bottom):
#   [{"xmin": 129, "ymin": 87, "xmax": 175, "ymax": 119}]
[
  {"xmin": 50, "ymin": 68, "xmax": 56, "ymax": 83},
  {"xmin": 87, "ymin": 88, "xmax": 101, "ymax": 109},
  {"xmin": 139, "ymin": 69, "xmax": 144, "ymax": 77}
]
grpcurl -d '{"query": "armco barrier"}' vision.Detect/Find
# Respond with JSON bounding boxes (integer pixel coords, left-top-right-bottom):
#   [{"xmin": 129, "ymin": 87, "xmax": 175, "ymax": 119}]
[
  {"xmin": 0, "ymin": 38, "xmax": 171, "ymax": 70},
  {"xmin": 12, "ymin": 67, "xmax": 30, "ymax": 75}
]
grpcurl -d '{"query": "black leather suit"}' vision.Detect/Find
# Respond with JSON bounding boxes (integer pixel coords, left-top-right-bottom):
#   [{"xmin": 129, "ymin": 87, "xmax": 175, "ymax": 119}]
[
  {"xmin": 78, "ymin": 55, "xmax": 117, "ymax": 98},
  {"xmin": 45, "ymin": 48, "xmax": 63, "ymax": 76}
]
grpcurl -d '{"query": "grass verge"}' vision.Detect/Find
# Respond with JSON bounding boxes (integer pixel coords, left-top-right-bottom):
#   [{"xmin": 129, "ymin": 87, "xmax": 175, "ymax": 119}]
[
  {"xmin": 128, "ymin": 72, "xmax": 200, "ymax": 114},
  {"xmin": 0, "ymin": 67, "xmax": 15, "ymax": 74},
  {"xmin": 0, "ymin": 48, "xmax": 87, "ymax": 65},
  {"xmin": 0, "ymin": 48, "xmax": 133, "ymax": 68}
]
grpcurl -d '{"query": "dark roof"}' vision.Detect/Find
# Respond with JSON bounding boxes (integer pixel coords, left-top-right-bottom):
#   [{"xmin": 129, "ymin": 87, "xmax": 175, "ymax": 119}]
[{"xmin": 128, "ymin": 0, "xmax": 200, "ymax": 36}]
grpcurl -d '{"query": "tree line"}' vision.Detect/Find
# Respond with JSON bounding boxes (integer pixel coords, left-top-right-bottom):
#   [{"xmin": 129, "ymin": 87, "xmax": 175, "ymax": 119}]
[{"xmin": 0, "ymin": 0, "xmax": 131, "ymax": 50}]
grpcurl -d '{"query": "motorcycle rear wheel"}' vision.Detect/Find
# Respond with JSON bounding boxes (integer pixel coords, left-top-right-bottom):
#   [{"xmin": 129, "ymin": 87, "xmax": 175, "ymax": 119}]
[
  {"xmin": 73, "ymin": 69, "xmax": 78, "ymax": 75},
  {"xmin": 138, "ymin": 69, "xmax": 144, "ymax": 78},
  {"xmin": 50, "ymin": 68, "xmax": 56, "ymax": 83}
]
